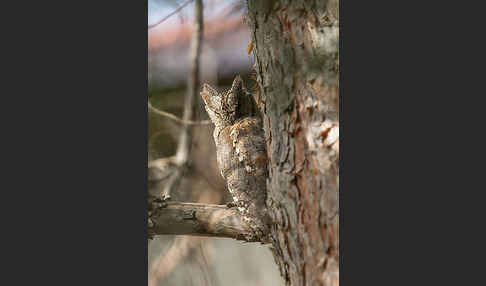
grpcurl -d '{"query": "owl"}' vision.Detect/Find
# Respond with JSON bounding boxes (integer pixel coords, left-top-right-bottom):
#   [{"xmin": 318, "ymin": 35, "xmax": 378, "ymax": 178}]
[{"xmin": 200, "ymin": 76, "xmax": 268, "ymax": 238}]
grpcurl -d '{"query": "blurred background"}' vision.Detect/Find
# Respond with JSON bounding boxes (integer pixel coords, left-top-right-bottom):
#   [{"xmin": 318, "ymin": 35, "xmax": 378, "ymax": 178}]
[{"xmin": 148, "ymin": 1, "xmax": 284, "ymax": 285}]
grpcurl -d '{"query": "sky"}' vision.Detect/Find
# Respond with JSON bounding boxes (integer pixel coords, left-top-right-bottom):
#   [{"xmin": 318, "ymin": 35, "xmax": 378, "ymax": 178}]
[
  {"xmin": 148, "ymin": 0, "xmax": 174, "ymax": 25},
  {"xmin": 148, "ymin": 0, "xmax": 240, "ymax": 28}
]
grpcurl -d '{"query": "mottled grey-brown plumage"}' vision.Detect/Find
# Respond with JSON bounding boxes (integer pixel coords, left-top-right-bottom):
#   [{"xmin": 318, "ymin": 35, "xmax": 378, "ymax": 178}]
[{"xmin": 200, "ymin": 76, "xmax": 269, "ymax": 240}]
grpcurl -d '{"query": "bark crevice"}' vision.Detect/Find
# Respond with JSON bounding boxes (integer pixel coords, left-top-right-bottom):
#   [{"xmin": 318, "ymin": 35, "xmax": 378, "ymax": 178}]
[{"xmin": 247, "ymin": 1, "xmax": 339, "ymax": 285}]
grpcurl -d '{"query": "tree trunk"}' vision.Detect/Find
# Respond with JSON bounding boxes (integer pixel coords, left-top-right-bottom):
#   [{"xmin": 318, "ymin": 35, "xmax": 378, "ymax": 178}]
[{"xmin": 246, "ymin": 1, "xmax": 339, "ymax": 285}]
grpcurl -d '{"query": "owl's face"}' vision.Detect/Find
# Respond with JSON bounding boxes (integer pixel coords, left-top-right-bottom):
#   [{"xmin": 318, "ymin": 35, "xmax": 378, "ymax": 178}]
[{"xmin": 200, "ymin": 76, "xmax": 243, "ymax": 126}]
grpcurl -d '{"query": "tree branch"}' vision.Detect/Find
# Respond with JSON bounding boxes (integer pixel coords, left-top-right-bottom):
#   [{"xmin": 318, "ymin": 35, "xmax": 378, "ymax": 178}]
[
  {"xmin": 148, "ymin": 202, "xmax": 262, "ymax": 242},
  {"xmin": 148, "ymin": 236, "xmax": 200, "ymax": 286},
  {"xmin": 148, "ymin": 156, "xmax": 176, "ymax": 182},
  {"xmin": 148, "ymin": 0, "xmax": 194, "ymax": 30},
  {"xmin": 174, "ymin": 0, "xmax": 203, "ymax": 165},
  {"xmin": 159, "ymin": 0, "xmax": 204, "ymax": 199},
  {"xmin": 148, "ymin": 100, "xmax": 211, "ymax": 125}
]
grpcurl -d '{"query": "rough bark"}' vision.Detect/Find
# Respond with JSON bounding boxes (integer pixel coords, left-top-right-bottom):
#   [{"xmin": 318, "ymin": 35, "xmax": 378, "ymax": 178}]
[
  {"xmin": 246, "ymin": 1, "xmax": 339, "ymax": 285},
  {"xmin": 148, "ymin": 0, "xmax": 339, "ymax": 284}
]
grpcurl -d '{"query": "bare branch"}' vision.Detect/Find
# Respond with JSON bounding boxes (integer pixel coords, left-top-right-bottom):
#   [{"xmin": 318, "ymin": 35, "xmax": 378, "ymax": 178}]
[
  {"xmin": 148, "ymin": 176, "xmax": 223, "ymax": 285},
  {"xmin": 148, "ymin": 236, "xmax": 200, "ymax": 286},
  {"xmin": 160, "ymin": 0, "xmax": 204, "ymax": 199},
  {"xmin": 174, "ymin": 0, "xmax": 203, "ymax": 165},
  {"xmin": 148, "ymin": 0, "xmax": 194, "ymax": 30},
  {"xmin": 148, "ymin": 156, "xmax": 177, "ymax": 183},
  {"xmin": 148, "ymin": 202, "xmax": 263, "ymax": 242},
  {"xmin": 148, "ymin": 100, "xmax": 211, "ymax": 125}
]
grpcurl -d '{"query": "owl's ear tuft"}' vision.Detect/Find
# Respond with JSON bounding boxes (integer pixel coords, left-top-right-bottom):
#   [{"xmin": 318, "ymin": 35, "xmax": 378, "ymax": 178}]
[{"xmin": 230, "ymin": 76, "xmax": 244, "ymax": 94}]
